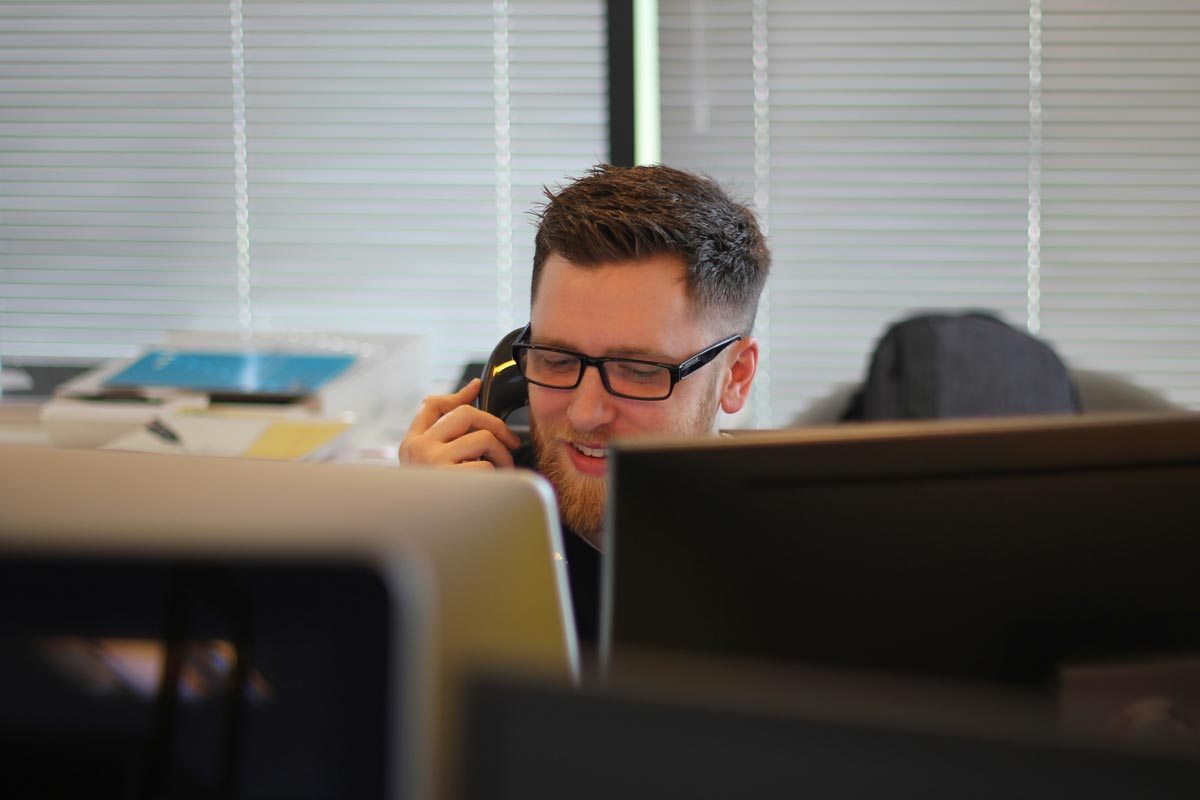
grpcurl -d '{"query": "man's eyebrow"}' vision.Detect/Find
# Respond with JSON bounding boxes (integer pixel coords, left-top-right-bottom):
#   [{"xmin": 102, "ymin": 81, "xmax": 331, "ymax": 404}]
[{"xmin": 531, "ymin": 336, "xmax": 674, "ymax": 362}]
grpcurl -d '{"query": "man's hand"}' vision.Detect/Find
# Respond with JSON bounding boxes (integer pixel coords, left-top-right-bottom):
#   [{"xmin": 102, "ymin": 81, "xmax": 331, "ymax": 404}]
[{"xmin": 399, "ymin": 378, "xmax": 523, "ymax": 470}]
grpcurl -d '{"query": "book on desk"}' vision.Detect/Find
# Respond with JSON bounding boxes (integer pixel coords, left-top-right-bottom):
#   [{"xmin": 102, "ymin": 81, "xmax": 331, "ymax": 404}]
[{"xmin": 103, "ymin": 349, "xmax": 356, "ymax": 399}]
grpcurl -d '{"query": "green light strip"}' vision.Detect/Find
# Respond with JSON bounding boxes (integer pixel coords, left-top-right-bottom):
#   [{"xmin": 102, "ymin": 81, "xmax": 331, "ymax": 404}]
[{"xmin": 633, "ymin": 0, "xmax": 660, "ymax": 165}]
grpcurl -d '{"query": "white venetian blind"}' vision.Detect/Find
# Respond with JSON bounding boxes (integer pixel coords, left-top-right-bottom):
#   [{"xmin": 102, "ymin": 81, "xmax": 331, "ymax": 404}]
[
  {"xmin": 659, "ymin": 0, "xmax": 1200, "ymax": 425},
  {"xmin": 1037, "ymin": 0, "xmax": 1200, "ymax": 409},
  {"xmin": 0, "ymin": 1, "xmax": 238, "ymax": 360},
  {"xmin": 0, "ymin": 0, "xmax": 607, "ymax": 391}
]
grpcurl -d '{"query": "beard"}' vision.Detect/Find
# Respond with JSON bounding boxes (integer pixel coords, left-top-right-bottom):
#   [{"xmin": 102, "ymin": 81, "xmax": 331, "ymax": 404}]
[
  {"xmin": 530, "ymin": 416, "xmax": 608, "ymax": 549},
  {"xmin": 529, "ymin": 378, "xmax": 722, "ymax": 551}
]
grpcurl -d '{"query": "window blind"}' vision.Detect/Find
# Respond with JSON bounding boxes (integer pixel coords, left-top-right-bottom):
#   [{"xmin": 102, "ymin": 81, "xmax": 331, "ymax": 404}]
[
  {"xmin": 0, "ymin": 0, "xmax": 607, "ymax": 392},
  {"xmin": 1037, "ymin": 0, "xmax": 1200, "ymax": 408},
  {"xmin": 0, "ymin": 1, "xmax": 238, "ymax": 360},
  {"xmin": 660, "ymin": 0, "xmax": 1200, "ymax": 425}
]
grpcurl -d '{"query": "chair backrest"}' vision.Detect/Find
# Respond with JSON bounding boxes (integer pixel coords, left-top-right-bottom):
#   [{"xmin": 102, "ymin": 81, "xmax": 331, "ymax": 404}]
[{"xmin": 842, "ymin": 311, "xmax": 1079, "ymax": 421}]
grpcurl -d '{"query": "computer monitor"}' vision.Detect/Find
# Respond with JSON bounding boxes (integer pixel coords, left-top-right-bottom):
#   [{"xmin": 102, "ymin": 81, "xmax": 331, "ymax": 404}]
[
  {"xmin": 462, "ymin": 665, "xmax": 1200, "ymax": 800},
  {"xmin": 1, "ymin": 551, "xmax": 408, "ymax": 799},
  {"xmin": 603, "ymin": 412, "xmax": 1200, "ymax": 755},
  {"xmin": 0, "ymin": 444, "xmax": 577, "ymax": 800}
]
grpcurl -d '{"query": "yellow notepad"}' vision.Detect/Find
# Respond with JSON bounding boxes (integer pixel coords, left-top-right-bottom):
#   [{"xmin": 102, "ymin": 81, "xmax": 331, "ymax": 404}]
[{"xmin": 243, "ymin": 420, "xmax": 352, "ymax": 460}]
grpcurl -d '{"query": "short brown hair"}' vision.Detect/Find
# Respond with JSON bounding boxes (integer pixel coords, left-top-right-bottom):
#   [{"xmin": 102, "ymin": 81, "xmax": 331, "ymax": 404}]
[{"xmin": 532, "ymin": 164, "xmax": 770, "ymax": 332}]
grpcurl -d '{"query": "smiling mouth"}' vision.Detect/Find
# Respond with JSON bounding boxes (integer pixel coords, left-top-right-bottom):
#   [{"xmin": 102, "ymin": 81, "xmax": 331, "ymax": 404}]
[{"xmin": 571, "ymin": 441, "xmax": 608, "ymax": 459}]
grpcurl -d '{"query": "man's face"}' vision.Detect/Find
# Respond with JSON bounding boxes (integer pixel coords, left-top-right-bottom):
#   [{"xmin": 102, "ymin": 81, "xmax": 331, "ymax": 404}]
[{"xmin": 527, "ymin": 253, "xmax": 744, "ymax": 549}]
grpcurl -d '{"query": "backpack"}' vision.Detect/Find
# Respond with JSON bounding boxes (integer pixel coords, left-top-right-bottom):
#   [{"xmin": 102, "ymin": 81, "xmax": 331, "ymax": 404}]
[{"xmin": 841, "ymin": 311, "xmax": 1080, "ymax": 421}]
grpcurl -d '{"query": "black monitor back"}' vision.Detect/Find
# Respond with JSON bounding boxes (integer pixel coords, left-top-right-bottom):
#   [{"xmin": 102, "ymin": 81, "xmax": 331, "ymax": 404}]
[
  {"xmin": 463, "ymin": 668, "xmax": 1200, "ymax": 800},
  {"xmin": 0, "ymin": 554, "xmax": 401, "ymax": 800},
  {"xmin": 604, "ymin": 413, "xmax": 1200, "ymax": 746}
]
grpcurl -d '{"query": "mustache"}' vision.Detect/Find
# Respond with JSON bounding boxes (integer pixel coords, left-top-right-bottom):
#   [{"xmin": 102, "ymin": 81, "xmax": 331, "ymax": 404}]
[{"xmin": 530, "ymin": 418, "xmax": 612, "ymax": 447}]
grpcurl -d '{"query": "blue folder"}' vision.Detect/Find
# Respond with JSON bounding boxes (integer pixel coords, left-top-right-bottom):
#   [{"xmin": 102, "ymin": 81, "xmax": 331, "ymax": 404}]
[{"xmin": 103, "ymin": 350, "xmax": 356, "ymax": 397}]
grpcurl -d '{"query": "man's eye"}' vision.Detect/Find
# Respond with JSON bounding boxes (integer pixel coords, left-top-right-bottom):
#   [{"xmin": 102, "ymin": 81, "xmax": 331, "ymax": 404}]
[
  {"xmin": 536, "ymin": 353, "xmax": 577, "ymax": 371},
  {"xmin": 613, "ymin": 362, "xmax": 664, "ymax": 383}
]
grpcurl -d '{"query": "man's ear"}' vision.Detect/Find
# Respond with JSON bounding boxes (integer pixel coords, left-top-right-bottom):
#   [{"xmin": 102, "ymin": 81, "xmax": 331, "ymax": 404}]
[{"xmin": 719, "ymin": 337, "xmax": 758, "ymax": 414}]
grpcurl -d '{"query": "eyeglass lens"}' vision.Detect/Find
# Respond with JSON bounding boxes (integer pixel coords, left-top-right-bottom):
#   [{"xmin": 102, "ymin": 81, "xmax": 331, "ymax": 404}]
[{"xmin": 520, "ymin": 349, "xmax": 673, "ymax": 399}]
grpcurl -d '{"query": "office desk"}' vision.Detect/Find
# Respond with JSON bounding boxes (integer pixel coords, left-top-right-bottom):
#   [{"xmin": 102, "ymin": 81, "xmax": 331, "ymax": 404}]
[{"xmin": 0, "ymin": 401, "xmax": 53, "ymax": 447}]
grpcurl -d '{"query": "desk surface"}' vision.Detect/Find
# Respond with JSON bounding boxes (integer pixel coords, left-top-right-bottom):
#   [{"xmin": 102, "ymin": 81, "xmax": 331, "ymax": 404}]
[{"xmin": 0, "ymin": 401, "xmax": 53, "ymax": 447}]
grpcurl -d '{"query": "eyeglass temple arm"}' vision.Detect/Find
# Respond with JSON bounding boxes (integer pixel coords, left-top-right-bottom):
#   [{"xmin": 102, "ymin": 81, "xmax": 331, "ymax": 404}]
[{"xmin": 677, "ymin": 336, "xmax": 743, "ymax": 380}]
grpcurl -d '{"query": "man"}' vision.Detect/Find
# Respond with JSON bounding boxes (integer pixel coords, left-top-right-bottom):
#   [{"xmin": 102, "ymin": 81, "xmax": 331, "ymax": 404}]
[{"xmin": 400, "ymin": 164, "xmax": 770, "ymax": 642}]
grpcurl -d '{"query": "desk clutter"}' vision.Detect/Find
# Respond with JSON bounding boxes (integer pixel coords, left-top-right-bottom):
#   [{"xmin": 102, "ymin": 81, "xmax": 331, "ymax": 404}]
[
  {"xmin": 38, "ymin": 331, "xmax": 425, "ymax": 459},
  {"xmin": 101, "ymin": 409, "xmax": 354, "ymax": 461}
]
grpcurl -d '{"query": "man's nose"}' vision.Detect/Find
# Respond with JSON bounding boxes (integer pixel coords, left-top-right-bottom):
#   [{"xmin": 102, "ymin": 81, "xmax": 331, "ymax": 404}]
[{"xmin": 566, "ymin": 364, "xmax": 617, "ymax": 432}]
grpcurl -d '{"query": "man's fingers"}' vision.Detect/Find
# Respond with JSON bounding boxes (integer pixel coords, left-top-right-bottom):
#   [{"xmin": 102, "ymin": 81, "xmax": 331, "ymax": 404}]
[
  {"xmin": 450, "ymin": 459, "xmax": 498, "ymax": 472},
  {"xmin": 425, "ymin": 403, "xmax": 521, "ymax": 450},
  {"xmin": 407, "ymin": 378, "xmax": 483, "ymax": 434},
  {"xmin": 398, "ymin": 381, "xmax": 521, "ymax": 468},
  {"xmin": 439, "ymin": 429, "xmax": 516, "ymax": 468},
  {"xmin": 401, "ymin": 427, "xmax": 515, "ymax": 468}
]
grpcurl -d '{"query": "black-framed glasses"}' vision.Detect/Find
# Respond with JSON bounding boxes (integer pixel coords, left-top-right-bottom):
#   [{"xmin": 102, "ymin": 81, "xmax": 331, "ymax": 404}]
[{"xmin": 511, "ymin": 323, "xmax": 743, "ymax": 401}]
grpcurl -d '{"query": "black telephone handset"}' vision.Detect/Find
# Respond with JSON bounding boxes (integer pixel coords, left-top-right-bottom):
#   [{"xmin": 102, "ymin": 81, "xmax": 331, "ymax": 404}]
[{"xmin": 476, "ymin": 327, "xmax": 530, "ymax": 438}]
